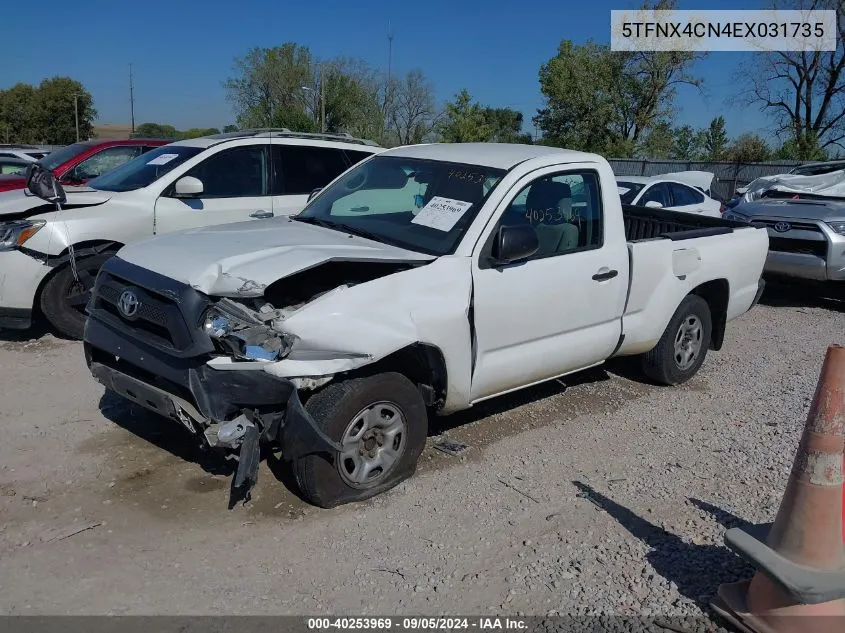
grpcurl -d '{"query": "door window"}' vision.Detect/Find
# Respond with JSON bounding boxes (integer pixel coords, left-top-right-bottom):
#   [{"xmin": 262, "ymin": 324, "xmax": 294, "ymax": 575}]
[
  {"xmin": 184, "ymin": 145, "xmax": 268, "ymax": 197},
  {"xmin": 640, "ymin": 183, "xmax": 670, "ymax": 207},
  {"xmin": 271, "ymin": 145, "xmax": 351, "ymax": 195},
  {"xmin": 494, "ymin": 171, "xmax": 603, "ymax": 260},
  {"xmin": 73, "ymin": 146, "xmax": 144, "ymax": 180},
  {"xmin": 669, "ymin": 182, "xmax": 705, "ymax": 206}
]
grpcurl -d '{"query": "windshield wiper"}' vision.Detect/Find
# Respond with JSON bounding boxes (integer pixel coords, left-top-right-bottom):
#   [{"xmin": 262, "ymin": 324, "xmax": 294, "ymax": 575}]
[
  {"xmin": 294, "ymin": 215, "xmax": 398, "ymax": 248},
  {"xmin": 293, "ymin": 215, "xmax": 340, "ymax": 230}
]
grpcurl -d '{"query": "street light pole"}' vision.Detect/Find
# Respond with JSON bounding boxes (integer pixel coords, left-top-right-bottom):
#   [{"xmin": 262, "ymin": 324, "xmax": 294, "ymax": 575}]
[{"xmin": 319, "ymin": 63, "xmax": 325, "ymax": 133}]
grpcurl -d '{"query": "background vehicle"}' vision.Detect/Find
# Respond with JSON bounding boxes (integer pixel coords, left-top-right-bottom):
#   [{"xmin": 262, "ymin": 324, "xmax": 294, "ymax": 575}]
[
  {"xmin": 0, "ymin": 157, "xmax": 30, "ymax": 175},
  {"xmin": 616, "ymin": 174, "xmax": 723, "ymax": 216},
  {"xmin": 81, "ymin": 143, "xmax": 769, "ymax": 509},
  {"xmin": 0, "ymin": 129, "xmax": 382, "ymax": 338},
  {"xmin": 788, "ymin": 160, "xmax": 845, "ymax": 177},
  {"xmin": 0, "ymin": 144, "xmax": 50, "ymax": 162},
  {"xmin": 0, "ymin": 138, "xmax": 169, "ymax": 193},
  {"xmin": 724, "ymin": 197, "xmax": 845, "ymax": 282}
]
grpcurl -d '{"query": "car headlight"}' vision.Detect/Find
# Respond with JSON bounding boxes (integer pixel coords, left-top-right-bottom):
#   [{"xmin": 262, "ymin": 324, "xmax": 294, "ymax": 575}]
[
  {"xmin": 0, "ymin": 219, "xmax": 46, "ymax": 251},
  {"xmin": 202, "ymin": 303, "xmax": 294, "ymax": 362},
  {"xmin": 825, "ymin": 221, "xmax": 845, "ymax": 235}
]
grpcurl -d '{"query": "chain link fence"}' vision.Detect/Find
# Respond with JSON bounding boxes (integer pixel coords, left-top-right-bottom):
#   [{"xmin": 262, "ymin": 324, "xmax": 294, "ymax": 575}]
[{"xmin": 608, "ymin": 159, "xmax": 803, "ymax": 202}]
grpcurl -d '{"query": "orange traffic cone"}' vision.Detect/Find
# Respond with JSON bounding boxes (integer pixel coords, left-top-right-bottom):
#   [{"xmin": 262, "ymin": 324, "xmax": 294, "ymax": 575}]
[{"xmin": 711, "ymin": 344, "xmax": 845, "ymax": 633}]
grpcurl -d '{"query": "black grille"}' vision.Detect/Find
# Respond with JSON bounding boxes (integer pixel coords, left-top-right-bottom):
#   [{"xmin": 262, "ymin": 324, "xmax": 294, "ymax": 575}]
[
  {"xmin": 91, "ymin": 271, "xmax": 193, "ymax": 350},
  {"xmin": 768, "ymin": 237, "xmax": 827, "ymax": 257}
]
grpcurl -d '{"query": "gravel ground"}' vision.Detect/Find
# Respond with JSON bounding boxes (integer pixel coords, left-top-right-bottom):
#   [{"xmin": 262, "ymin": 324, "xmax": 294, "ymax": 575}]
[{"xmin": 0, "ymin": 281, "xmax": 842, "ymax": 628}]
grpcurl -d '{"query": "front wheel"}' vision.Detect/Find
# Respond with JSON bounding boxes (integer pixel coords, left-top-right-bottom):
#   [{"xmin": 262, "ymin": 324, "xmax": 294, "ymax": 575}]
[
  {"xmin": 39, "ymin": 252, "xmax": 113, "ymax": 339},
  {"xmin": 293, "ymin": 372, "xmax": 428, "ymax": 508},
  {"xmin": 640, "ymin": 294, "xmax": 712, "ymax": 386}
]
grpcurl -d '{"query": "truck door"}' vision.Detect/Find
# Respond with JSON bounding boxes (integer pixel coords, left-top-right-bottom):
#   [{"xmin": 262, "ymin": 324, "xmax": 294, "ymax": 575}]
[{"xmin": 469, "ymin": 166, "xmax": 629, "ymax": 402}]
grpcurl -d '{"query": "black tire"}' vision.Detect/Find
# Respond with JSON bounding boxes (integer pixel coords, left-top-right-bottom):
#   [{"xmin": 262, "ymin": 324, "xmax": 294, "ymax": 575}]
[
  {"xmin": 39, "ymin": 252, "xmax": 113, "ymax": 339},
  {"xmin": 640, "ymin": 294, "xmax": 712, "ymax": 386},
  {"xmin": 293, "ymin": 372, "xmax": 428, "ymax": 509}
]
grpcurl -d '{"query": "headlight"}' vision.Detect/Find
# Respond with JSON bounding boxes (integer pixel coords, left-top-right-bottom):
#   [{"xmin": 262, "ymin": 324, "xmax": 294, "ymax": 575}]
[
  {"xmin": 825, "ymin": 221, "xmax": 845, "ymax": 236},
  {"xmin": 201, "ymin": 302, "xmax": 294, "ymax": 362},
  {"xmin": 0, "ymin": 219, "xmax": 46, "ymax": 251}
]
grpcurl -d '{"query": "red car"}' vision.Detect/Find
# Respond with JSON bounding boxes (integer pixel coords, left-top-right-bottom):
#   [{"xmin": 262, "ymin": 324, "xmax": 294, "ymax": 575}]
[{"xmin": 0, "ymin": 138, "xmax": 170, "ymax": 193}]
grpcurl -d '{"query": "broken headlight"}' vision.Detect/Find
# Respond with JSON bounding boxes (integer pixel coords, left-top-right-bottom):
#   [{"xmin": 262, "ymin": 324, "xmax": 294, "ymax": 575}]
[
  {"xmin": 202, "ymin": 301, "xmax": 295, "ymax": 362},
  {"xmin": 0, "ymin": 219, "xmax": 46, "ymax": 252}
]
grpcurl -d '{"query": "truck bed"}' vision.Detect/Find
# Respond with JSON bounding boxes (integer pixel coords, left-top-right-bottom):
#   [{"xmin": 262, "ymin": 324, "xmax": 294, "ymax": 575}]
[{"xmin": 623, "ymin": 204, "xmax": 748, "ymax": 242}]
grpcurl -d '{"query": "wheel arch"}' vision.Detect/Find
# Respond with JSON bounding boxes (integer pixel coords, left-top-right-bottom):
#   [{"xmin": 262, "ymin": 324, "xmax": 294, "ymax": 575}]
[
  {"xmin": 32, "ymin": 240, "xmax": 124, "ymax": 314},
  {"xmin": 324, "ymin": 342, "xmax": 449, "ymax": 410},
  {"xmin": 689, "ymin": 278, "xmax": 729, "ymax": 351}
]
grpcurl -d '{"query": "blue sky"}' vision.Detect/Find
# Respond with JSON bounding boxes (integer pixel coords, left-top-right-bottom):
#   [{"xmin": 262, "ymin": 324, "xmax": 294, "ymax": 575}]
[{"xmin": 1, "ymin": 0, "xmax": 772, "ymax": 139}]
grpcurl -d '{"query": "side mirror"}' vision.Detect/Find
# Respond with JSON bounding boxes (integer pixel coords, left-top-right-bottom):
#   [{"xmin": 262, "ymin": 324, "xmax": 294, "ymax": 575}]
[
  {"xmin": 490, "ymin": 225, "xmax": 539, "ymax": 266},
  {"xmin": 644, "ymin": 200, "xmax": 663, "ymax": 209},
  {"xmin": 25, "ymin": 163, "xmax": 66, "ymax": 204},
  {"xmin": 307, "ymin": 187, "xmax": 322, "ymax": 202},
  {"xmin": 174, "ymin": 176, "xmax": 204, "ymax": 197}
]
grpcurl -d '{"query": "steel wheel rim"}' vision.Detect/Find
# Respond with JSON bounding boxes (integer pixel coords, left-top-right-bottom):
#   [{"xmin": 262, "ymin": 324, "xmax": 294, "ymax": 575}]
[
  {"xmin": 337, "ymin": 401, "xmax": 407, "ymax": 488},
  {"xmin": 674, "ymin": 314, "xmax": 703, "ymax": 371}
]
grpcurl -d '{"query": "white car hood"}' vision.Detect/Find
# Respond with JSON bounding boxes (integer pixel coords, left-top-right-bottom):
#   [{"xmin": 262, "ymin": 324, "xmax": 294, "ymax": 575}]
[
  {"xmin": 660, "ymin": 171, "xmax": 715, "ymax": 190},
  {"xmin": 116, "ymin": 218, "xmax": 436, "ymax": 296},
  {"xmin": 0, "ymin": 185, "xmax": 113, "ymax": 219}
]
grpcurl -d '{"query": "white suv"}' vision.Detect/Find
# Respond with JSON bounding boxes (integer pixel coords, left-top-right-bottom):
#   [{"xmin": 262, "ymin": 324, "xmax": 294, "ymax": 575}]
[{"xmin": 0, "ymin": 129, "xmax": 383, "ymax": 338}]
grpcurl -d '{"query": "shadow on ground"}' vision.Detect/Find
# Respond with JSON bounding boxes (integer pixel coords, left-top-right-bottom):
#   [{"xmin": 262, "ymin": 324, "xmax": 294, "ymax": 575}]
[
  {"xmin": 760, "ymin": 278, "xmax": 845, "ymax": 312},
  {"xmin": 572, "ymin": 481, "xmax": 755, "ymax": 610}
]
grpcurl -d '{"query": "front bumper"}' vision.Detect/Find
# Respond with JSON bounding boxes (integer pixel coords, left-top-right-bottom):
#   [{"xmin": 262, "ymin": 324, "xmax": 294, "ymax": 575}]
[
  {"xmin": 83, "ymin": 256, "xmax": 342, "ymax": 496},
  {"xmin": 0, "ymin": 249, "xmax": 51, "ymax": 328}
]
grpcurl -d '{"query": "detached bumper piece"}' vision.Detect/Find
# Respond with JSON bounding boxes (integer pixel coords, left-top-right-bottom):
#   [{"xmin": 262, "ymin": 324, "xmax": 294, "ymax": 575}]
[{"xmin": 0, "ymin": 307, "xmax": 32, "ymax": 330}]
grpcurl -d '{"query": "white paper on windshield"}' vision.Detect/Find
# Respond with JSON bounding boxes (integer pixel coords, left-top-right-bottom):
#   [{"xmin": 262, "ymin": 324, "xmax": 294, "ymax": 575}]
[
  {"xmin": 411, "ymin": 196, "xmax": 473, "ymax": 232},
  {"xmin": 617, "ymin": 186, "xmax": 631, "ymax": 195},
  {"xmin": 146, "ymin": 153, "xmax": 179, "ymax": 166}
]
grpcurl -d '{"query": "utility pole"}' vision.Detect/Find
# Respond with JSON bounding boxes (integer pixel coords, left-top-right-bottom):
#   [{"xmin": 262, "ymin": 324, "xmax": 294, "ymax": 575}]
[
  {"xmin": 385, "ymin": 21, "xmax": 394, "ymax": 134},
  {"xmin": 73, "ymin": 94, "xmax": 80, "ymax": 142},
  {"xmin": 129, "ymin": 63, "xmax": 135, "ymax": 136}
]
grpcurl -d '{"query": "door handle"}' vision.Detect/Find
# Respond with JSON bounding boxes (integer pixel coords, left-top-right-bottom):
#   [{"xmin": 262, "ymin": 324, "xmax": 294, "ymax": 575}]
[
  {"xmin": 592, "ymin": 268, "xmax": 618, "ymax": 281},
  {"xmin": 250, "ymin": 210, "xmax": 274, "ymax": 219}
]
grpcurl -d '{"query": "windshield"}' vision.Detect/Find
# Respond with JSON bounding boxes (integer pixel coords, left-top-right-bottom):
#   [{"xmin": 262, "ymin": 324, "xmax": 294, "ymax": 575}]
[
  {"xmin": 87, "ymin": 145, "xmax": 203, "ymax": 192},
  {"xmin": 37, "ymin": 142, "xmax": 93, "ymax": 172},
  {"xmin": 789, "ymin": 163, "xmax": 845, "ymax": 176},
  {"xmin": 296, "ymin": 155, "xmax": 506, "ymax": 256},
  {"xmin": 616, "ymin": 181, "xmax": 646, "ymax": 204}
]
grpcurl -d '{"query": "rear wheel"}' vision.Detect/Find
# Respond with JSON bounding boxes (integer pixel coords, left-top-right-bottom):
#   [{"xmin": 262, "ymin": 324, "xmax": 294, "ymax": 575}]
[
  {"xmin": 39, "ymin": 252, "xmax": 113, "ymax": 339},
  {"xmin": 293, "ymin": 372, "xmax": 428, "ymax": 508},
  {"xmin": 640, "ymin": 294, "xmax": 712, "ymax": 385}
]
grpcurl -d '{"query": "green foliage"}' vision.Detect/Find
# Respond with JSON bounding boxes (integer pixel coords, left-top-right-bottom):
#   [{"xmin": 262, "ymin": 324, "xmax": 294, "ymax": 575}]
[
  {"xmin": 177, "ymin": 128, "xmax": 220, "ymax": 139},
  {"xmin": 134, "ymin": 122, "xmax": 179, "ymax": 138},
  {"xmin": 725, "ymin": 133, "xmax": 771, "ymax": 163},
  {"xmin": 222, "ymin": 124, "xmax": 239, "ymax": 133},
  {"xmin": 773, "ymin": 133, "xmax": 827, "ymax": 161},
  {"xmin": 703, "ymin": 116, "xmax": 728, "ymax": 161},
  {"xmin": 639, "ymin": 122, "xmax": 674, "ymax": 159},
  {"xmin": 438, "ymin": 90, "xmax": 494, "ymax": 143},
  {"xmin": 0, "ymin": 77, "xmax": 96, "ymax": 144},
  {"xmin": 534, "ymin": 16, "xmax": 699, "ymax": 155},
  {"xmin": 672, "ymin": 125, "xmax": 706, "ymax": 161}
]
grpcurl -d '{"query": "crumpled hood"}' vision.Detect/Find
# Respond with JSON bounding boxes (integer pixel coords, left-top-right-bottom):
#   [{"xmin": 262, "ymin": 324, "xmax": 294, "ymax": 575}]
[
  {"xmin": 736, "ymin": 198, "xmax": 845, "ymax": 222},
  {"xmin": 0, "ymin": 185, "xmax": 113, "ymax": 220},
  {"xmin": 115, "ymin": 218, "xmax": 436, "ymax": 296}
]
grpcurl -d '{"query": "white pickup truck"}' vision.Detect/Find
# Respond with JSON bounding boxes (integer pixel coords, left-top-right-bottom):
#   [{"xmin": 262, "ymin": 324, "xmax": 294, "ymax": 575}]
[{"xmin": 78, "ymin": 143, "xmax": 769, "ymax": 508}]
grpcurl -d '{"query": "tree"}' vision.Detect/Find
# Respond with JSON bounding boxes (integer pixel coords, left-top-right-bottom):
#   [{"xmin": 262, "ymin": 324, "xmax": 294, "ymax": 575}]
[
  {"xmin": 672, "ymin": 125, "xmax": 706, "ymax": 160},
  {"xmin": 225, "ymin": 43, "xmax": 314, "ymax": 129},
  {"xmin": 437, "ymin": 90, "xmax": 493, "ymax": 143},
  {"xmin": 639, "ymin": 122, "xmax": 674, "ymax": 158},
  {"xmin": 774, "ymin": 136, "xmax": 828, "ymax": 161},
  {"xmin": 0, "ymin": 83, "xmax": 37, "ymax": 143},
  {"xmin": 134, "ymin": 122, "xmax": 179, "ymax": 138},
  {"xmin": 0, "ymin": 78, "xmax": 96, "ymax": 144},
  {"xmin": 740, "ymin": 0, "xmax": 845, "ymax": 156},
  {"xmin": 178, "ymin": 128, "xmax": 220, "ymax": 139},
  {"xmin": 534, "ymin": 2, "xmax": 700, "ymax": 155},
  {"xmin": 703, "ymin": 116, "xmax": 729, "ymax": 161},
  {"xmin": 726, "ymin": 133, "xmax": 771, "ymax": 163},
  {"xmin": 386, "ymin": 69, "xmax": 439, "ymax": 145},
  {"xmin": 483, "ymin": 107, "xmax": 532, "ymax": 143},
  {"xmin": 222, "ymin": 124, "xmax": 239, "ymax": 133}
]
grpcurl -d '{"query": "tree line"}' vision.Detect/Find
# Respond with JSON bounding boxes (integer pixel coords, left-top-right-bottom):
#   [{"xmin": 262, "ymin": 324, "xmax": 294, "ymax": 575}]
[{"xmin": 2, "ymin": 0, "xmax": 842, "ymax": 161}]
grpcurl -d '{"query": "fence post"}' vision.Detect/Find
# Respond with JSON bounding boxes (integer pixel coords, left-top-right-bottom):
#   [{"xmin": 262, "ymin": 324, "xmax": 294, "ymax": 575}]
[{"xmin": 640, "ymin": 159, "xmax": 647, "ymax": 176}]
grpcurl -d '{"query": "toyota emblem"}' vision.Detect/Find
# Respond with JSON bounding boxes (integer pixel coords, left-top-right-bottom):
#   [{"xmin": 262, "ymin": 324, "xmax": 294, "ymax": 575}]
[
  {"xmin": 773, "ymin": 221, "xmax": 791, "ymax": 233},
  {"xmin": 118, "ymin": 288, "xmax": 140, "ymax": 318}
]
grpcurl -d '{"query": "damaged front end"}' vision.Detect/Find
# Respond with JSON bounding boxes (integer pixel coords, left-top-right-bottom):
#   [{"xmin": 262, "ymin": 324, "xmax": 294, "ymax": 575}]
[{"xmin": 84, "ymin": 257, "xmax": 411, "ymax": 505}]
